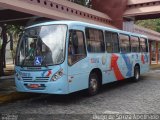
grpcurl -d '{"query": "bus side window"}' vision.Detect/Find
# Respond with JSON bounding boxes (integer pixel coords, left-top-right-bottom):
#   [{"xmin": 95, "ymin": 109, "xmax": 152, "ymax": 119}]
[
  {"xmin": 119, "ymin": 34, "xmax": 130, "ymax": 53},
  {"xmin": 140, "ymin": 37, "xmax": 148, "ymax": 52},
  {"xmin": 85, "ymin": 28, "xmax": 105, "ymax": 53},
  {"xmin": 130, "ymin": 36, "xmax": 140, "ymax": 52},
  {"xmin": 68, "ymin": 30, "xmax": 86, "ymax": 65},
  {"xmin": 105, "ymin": 31, "xmax": 119, "ymax": 53}
]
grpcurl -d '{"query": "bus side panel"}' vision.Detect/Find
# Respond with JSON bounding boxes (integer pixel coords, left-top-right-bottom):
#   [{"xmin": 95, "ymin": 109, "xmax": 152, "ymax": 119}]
[
  {"xmin": 140, "ymin": 52, "xmax": 150, "ymax": 74},
  {"xmin": 102, "ymin": 53, "xmax": 115, "ymax": 84},
  {"xmin": 103, "ymin": 52, "xmax": 138, "ymax": 82},
  {"xmin": 120, "ymin": 53, "xmax": 136, "ymax": 79},
  {"xmin": 68, "ymin": 57, "xmax": 90, "ymax": 93},
  {"xmin": 103, "ymin": 53, "xmax": 123, "ymax": 84}
]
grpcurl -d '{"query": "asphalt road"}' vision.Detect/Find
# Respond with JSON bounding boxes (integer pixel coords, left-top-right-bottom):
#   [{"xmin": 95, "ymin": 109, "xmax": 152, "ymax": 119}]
[{"xmin": 0, "ymin": 69, "xmax": 160, "ymax": 120}]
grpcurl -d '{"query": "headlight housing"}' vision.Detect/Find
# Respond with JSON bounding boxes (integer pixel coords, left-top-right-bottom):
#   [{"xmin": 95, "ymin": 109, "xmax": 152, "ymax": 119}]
[
  {"xmin": 51, "ymin": 68, "xmax": 64, "ymax": 81},
  {"xmin": 16, "ymin": 73, "xmax": 22, "ymax": 81}
]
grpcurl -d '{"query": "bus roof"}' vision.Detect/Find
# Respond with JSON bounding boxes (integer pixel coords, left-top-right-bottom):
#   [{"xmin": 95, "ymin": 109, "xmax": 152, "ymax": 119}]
[{"xmin": 27, "ymin": 20, "xmax": 147, "ymax": 38}]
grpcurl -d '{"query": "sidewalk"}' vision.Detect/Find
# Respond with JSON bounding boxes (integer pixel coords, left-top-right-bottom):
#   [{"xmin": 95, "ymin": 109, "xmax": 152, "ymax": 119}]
[
  {"xmin": 0, "ymin": 64, "xmax": 15, "ymax": 96},
  {"xmin": 150, "ymin": 64, "xmax": 160, "ymax": 70},
  {"xmin": 0, "ymin": 75, "xmax": 14, "ymax": 80},
  {"xmin": 0, "ymin": 75, "xmax": 39, "ymax": 104}
]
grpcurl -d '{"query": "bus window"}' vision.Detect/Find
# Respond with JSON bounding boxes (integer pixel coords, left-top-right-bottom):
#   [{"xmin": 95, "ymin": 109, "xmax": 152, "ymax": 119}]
[
  {"xmin": 85, "ymin": 28, "xmax": 105, "ymax": 53},
  {"xmin": 130, "ymin": 36, "xmax": 140, "ymax": 52},
  {"xmin": 140, "ymin": 37, "xmax": 148, "ymax": 52},
  {"xmin": 105, "ymin": 31, "xmax": 119, "ymax": 53},
  {"xmin": 68, "ymin": 30, "xmax": 86, "ymax": 65},
  {"xmin": 119, "ymin": 34, "xmax": 130, "ymax": 53}
]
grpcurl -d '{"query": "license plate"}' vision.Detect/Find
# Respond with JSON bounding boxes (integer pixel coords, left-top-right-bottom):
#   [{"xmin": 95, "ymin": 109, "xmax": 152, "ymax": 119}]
[{"xmin": 28, "ymin": 84, "xmax": 40, "ymax": 88}]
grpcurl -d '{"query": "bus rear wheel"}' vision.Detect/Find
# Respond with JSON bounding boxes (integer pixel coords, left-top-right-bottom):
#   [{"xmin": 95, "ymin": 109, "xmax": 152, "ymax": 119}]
[
  {"xmin": 132, "ymin": 66, "xmax": 140, "ymax": 82},
  {"xmin": 88, "ymin": 73, "xmax": 100, "ymax": 96}
]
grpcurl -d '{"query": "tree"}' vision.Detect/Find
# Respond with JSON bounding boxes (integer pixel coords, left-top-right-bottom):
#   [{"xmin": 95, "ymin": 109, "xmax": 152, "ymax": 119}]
[
  {"xmin": 0, "ymin": 24, "xmax": 8, "ymax": 76},
  {"xmin": 0, "ymin": 24, "xmax": 22, "ymax": 76},
  {"xmin": 136, "ymin": 19, "xmax": 160, "ymax": 32},
  {"xmin": 72, "ymin": 0, "xmax": 92, "ymax": 8},
  {"xmin": 7, "ymin": 25, "xmax": 23, "ymax": 64}
]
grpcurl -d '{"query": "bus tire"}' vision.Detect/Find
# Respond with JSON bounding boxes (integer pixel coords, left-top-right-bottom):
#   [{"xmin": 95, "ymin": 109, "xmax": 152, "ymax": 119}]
[
  {"xmin": 88, "ymin": 73, "xmax": 100, "ymax": 96},
  {"xmin": 132, "ymin": 66, "xmax": 140, "ymax": 82}
]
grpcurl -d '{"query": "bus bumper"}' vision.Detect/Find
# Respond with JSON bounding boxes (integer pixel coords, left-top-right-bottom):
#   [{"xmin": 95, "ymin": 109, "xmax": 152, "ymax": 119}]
[{"xmin": 15, "ymin": 77, "xmax": 69, "ymax": 94}]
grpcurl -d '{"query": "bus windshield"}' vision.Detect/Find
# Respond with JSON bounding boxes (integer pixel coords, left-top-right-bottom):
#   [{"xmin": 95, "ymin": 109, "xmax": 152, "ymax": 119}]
[{"xmin": 16, "ymin": 25, "xmax": 67, "ymax": 67}]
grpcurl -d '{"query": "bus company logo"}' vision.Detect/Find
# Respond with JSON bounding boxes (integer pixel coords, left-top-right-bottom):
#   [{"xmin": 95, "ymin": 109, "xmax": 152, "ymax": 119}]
[
  {"xmin": 90, "ymin": 58, "xmax": 100, "ymax": 63},
  {"xmin": 132, "ymin": 54, "xmax": 139, "ymax": 59},
  {"xmin": 41, "ymin": 70, "xmax": 52, "ymax": 77}
]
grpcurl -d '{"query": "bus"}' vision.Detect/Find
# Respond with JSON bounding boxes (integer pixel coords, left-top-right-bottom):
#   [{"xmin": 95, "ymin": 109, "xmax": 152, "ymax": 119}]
[{"xmin": 15, "ymin": 21, "xmax": 149, "ymax": 95}]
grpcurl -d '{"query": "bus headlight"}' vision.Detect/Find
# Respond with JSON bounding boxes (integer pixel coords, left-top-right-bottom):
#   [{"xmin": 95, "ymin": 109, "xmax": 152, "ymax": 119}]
[
  {"xmin": 16, "ymin": 73, "xmax": 22, "ymax": 81},
  {"xmin": 51, "ymin": 69, "xmax": 64, "ymax": 81}
]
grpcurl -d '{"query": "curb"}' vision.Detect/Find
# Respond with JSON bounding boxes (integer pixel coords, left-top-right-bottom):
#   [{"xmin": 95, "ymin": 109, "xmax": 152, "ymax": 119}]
[
  {"xmin": 0, "ymin": 92, "xmax": 39, "ymax": 105},
  {"xmin": 150, "ymin": 66, "xmax": 160, "ymax": 70}
]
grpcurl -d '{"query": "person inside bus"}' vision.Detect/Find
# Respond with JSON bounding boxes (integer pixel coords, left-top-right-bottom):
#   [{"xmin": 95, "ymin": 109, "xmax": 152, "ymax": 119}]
[{"xmin": 28, "ymin": 42, "xmax": 35, "ymax": 60}]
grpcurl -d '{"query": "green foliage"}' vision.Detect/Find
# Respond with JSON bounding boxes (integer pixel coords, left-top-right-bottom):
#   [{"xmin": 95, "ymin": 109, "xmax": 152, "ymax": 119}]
[
  {"xmin": 6, "ymin": 25, "xmax": 23, "ymax": 63},
  {"xmin": 72, "ymin": 0, "xmax": 91, "ymax": 7},
  {"xmin": 136, "ymin": 19, "xmax": 160, "ymax": 32}
]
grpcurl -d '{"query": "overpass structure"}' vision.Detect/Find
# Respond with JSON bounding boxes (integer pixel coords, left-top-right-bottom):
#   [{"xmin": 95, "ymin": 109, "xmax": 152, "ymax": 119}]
[
  {"xmin": 0, "ymin": 0, "xmax": 160, "ymax": 64},
  {"xmin": 0, "ymin": 0, "xmax": 112, "ymax": 26},
  {"xmin": 125, "ymin": 0, "xmax": 160, "ymax": 20}
]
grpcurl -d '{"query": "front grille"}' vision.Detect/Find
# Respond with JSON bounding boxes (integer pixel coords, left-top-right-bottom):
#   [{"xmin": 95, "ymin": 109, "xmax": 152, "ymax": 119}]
[
  {"xmin": 22, "ymin": 77, "xmax": 49, "ymax": 82},
  {"xmin": 26, "ymin": 67, "xmax": 42, "ymax": 70},
  {"xmin": 35, "ymin": 77, "xmax": 49, "ymax": 82},
  {"xmin": 22, "ymin": 77, "xmax": 32, "ymax": 81}
]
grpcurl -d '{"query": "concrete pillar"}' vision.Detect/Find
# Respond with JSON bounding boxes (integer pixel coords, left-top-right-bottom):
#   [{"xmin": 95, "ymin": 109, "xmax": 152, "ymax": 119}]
[{"xmin": 92, "ymin": 0, "xmax": 128, "ymax": 29}]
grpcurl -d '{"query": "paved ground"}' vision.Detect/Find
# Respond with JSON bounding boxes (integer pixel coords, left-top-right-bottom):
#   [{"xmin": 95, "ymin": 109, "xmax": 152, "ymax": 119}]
[
  {"xmin": 0, "ymin": 75, "xmax": 15, "ymax": 96},
  {"xmin": 0, "ymin": 69, "xmax": 160, "ymax": 119}
]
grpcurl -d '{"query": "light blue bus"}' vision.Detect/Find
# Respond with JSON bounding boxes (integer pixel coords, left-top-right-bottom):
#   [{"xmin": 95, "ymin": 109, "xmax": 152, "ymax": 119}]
[{"xmin": 15, "ymin": 21, "xmax": 149, "ymax": 95}]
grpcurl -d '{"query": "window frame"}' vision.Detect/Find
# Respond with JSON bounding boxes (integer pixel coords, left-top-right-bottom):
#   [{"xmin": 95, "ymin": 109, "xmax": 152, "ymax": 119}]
[
  {"xmin": 119, "ymin": 33, "xmax": 131, "ymax": 53},
  {"xmin": 140, "ymin": 37, "xmax": 149, "ymax": 53},
  {"xmin": 85, "ymin": 27, "xmax": 105, "ymax": 53},
  {"xmin": 130, "ymin": 35, "xmax": 140, "ymax": 53},
  {"xmin": 68, "ymin": 29, "xmax": 87, "ymax": 66},
  {"xmin": 105, "ymin": 31, "xmax": 120, "ymax": 53}
]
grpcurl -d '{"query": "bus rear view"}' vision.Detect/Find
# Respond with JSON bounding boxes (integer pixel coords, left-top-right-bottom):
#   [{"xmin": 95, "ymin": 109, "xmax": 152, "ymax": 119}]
[{"xmin": 15, "ymin": 24, "xmax": 69, "ymax": 94}]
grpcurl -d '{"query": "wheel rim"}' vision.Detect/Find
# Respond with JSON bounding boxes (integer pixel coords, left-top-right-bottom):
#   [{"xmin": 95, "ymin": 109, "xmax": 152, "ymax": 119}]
[
  {"xmin": 90, "ymin": 78, "xmax": 98, "ymax": 92},
  {"xmin": 135, "ymin": 69, "xmax": 139, "ymax": 80}
]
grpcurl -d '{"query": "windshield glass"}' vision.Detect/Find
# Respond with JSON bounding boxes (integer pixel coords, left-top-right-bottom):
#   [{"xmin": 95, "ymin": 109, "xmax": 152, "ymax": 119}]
[{"xmin": 16, "ymin": 25, "xmax": 67, "ymax": 67}]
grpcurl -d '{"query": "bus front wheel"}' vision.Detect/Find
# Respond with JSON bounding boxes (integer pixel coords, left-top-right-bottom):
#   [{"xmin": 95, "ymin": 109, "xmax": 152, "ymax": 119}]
[{"xmin": 88, "ymin": 73, "xmax": 100, "ymax": 96}]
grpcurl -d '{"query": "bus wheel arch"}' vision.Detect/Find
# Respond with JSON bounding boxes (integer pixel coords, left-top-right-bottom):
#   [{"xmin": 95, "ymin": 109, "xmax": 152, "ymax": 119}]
[
  {"xmin": 88, "ymin": 68, "xmax": 102, "ymax": 96},
  {"xmin": 133, "ymin": 64, "xmax": 140, "ymax": 82}
]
